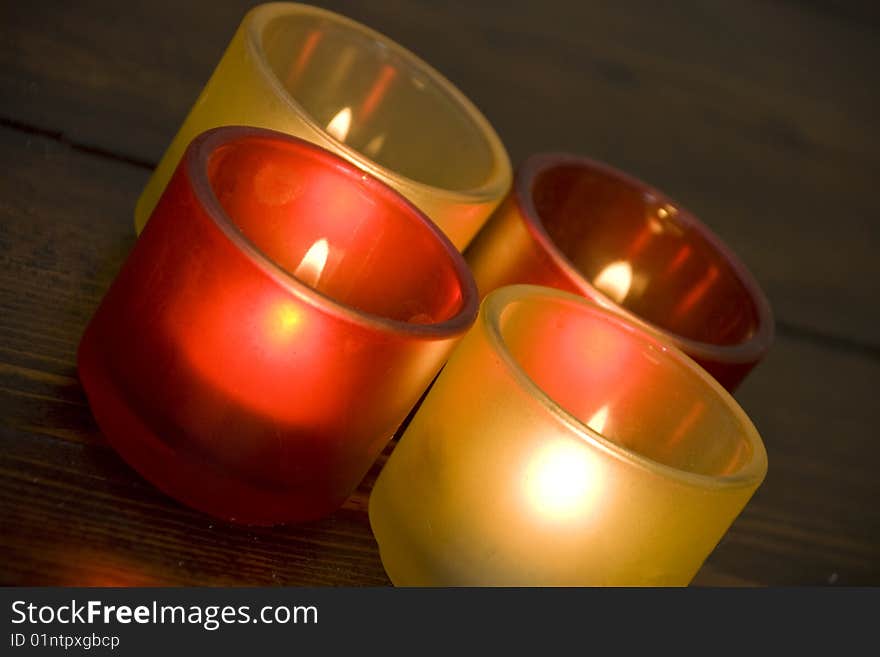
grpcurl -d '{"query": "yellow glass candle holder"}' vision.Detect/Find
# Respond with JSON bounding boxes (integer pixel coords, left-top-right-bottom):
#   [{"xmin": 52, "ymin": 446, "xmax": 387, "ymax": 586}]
[
  {"xmin": 135, "ymin": 2, "xmax": 512, "ymax": 250},
  {"xmin": 369, "ymin": 285, "xmax": 768, "ymax": 586}
]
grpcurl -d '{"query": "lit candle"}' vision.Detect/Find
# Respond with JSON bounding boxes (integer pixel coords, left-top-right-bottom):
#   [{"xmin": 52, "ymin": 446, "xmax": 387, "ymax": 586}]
[
  {"xmin": 134, "ymin": 2, "xmax": 512, "ymax": 250},
  {"xmin": 79, "ymin": 126, "xmax": 478, "ymax": 525},
  {"xmin": 369, "ymin": 285, "xmax": 767, "ymax": 585},
  {"xmin": 465, "ymin": 154, "xmax": 774, "ymax": 390}
]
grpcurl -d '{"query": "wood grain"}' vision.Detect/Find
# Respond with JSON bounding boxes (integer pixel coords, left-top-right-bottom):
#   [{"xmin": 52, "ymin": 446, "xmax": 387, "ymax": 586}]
[
  {"xmin": 0, "ymin": 1, "xmax": 878, "ymax": 586},
  {"xmin": 696, "ymin": 335, "xmax": 880, "ymax": 585}
]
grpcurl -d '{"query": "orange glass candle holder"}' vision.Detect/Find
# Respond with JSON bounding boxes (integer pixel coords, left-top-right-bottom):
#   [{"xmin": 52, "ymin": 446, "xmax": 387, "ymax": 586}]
[
  {"xmin": 135, "ymin": 2, "xmax": 512, "ymax": 250},
  {"xmin": 369, "ymin": 285, "xmax": 768, "ymax": 586},
  {"xmin": 79, "ymin": 126, "xmax": 478, "ymax": 525},
  {"xmin": 465, "ymin": 154, "xmax": 774, "ymax": 390}
]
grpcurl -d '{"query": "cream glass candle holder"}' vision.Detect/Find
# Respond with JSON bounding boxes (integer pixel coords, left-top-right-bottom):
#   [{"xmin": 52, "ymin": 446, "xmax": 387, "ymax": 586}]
[
  {"xmin": 369, "ymin": 285, "xmax": 768, "ymax": 586},
  {"xmin": 135, "ymin": 2, "xmax": 512, "ymax": 250}
]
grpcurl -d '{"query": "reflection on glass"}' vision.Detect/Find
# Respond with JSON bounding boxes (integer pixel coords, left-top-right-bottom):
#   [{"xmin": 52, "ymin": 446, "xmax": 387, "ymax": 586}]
[
  {"xmin": 364, "ymin": 133, "xmax": 387, "ymax": 158},
  {"xmin": 360, "ymin": 65, "xmax": 397, "ymax": 122},
  {"xmin": 674, "ymin": 265, "xmax": 719, "ymax": 318},
  {"xmin": 285, "ymin": 29, "xmax": 322, "ymax": 87}
]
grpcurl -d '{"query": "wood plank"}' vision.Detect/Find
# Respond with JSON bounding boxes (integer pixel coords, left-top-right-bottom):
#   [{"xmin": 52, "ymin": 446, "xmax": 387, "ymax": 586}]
[
  {"xmin": 0, "ymin": 427, "xmax": 390, "ymax": 586},
  {"xmin": 694, "ymin": 334, "xmax": 880, "ymax": 585},
  {"xmin": 1, "ymin": 126, "xmax": 877, "ymax": 585},
  {"xmin": 2, "ymin": 1, "xmax": 878, "ymax": 342}
]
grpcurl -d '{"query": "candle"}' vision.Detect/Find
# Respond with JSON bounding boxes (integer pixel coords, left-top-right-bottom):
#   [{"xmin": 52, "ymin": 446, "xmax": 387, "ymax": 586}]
[
  {"xmin": 78, "ymin": 126, "xmax": 478, "ymax": 525},
  {"xmin": 465, "ymin": 154, "xmax": 774, "ymax": 390},
  {"xmin": 134, "ymin": 2, "xmax": 512, "ymax": 250},
  {"xmin": 369, "ymin": 285, "xmax": 767, "ymax": 586}
]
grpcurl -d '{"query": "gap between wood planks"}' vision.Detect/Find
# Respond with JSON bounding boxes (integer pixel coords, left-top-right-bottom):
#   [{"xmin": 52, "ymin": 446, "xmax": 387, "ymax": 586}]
[
  {"xmin": 4, "ymin": 113, "xmax": 877, "ymax": 362},
  {"xmin": 0, "ymin": 116, "xmax": 153, "ymax": 170}
]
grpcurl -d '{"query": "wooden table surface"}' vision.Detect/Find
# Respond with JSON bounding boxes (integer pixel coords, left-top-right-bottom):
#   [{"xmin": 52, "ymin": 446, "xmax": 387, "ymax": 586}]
[{"xmin": 1, "ymin": 0, "xmax": 878, "ymax": 586}]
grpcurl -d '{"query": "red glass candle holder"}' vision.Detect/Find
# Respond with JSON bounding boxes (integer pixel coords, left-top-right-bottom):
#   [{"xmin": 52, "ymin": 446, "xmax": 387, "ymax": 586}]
[
  {"xmin": 465, "ymin": 154, "xmax": 774, "ymax": 390},
  {"xmin": 78, "ymin": 126, "xmax": 478, "ymax": 525}
]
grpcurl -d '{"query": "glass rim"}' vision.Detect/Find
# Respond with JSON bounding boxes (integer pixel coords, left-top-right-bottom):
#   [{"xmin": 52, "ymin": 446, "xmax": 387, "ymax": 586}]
[
  {"xmin": 185, "ymin": 125, "xmax": 480, "ymax": 339},
  {"xmin": 512, "ymin": 152, "xmax": 775, "ymax": 366},
  {"xmin": 244, "ymin": 2, "xmax": 513, "ymax": 206},
  {"xmin": 481, "ymin": 284, "xmax": 768, "ymax": 490}
]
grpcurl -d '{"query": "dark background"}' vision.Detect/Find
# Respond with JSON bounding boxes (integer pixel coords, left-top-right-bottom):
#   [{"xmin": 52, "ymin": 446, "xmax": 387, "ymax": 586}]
[{"xmin": 0, "ymin": 1, "xmax": 877, "ymax": 585}]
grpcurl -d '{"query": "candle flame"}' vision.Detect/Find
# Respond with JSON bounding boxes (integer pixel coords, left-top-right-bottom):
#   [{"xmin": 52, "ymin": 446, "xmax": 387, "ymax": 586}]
[
  {"xmin": 665, "ymin": 244, "xmax": 693, "ymax": 276},
  {"xmin": 364, "ymin": 133, "xmax": 387, "ymax": 157},
  {"xmin": 326, "ymin": 107, "xmax": 352, "ymax": 142},
  {"xmin": 525, "ymin": 442, "xmax": 599, "ymax": 521},
  {"xmin": 294, "ymin": 238, "xmax": 329, "ymax": 288},
  {"xmin": 360, "ymin": 65, "xmax": 397, "ymax": 122},
  {"xmin": 285, "ymin": 30, "xmax": 322, "ymax": 88},
  {"xmin": 586, "ymin": 405, "xmax": 609, "ymax": 435},
  {"xmin": 593, "ymin": 260, "xmax": 632, "ymax": 304}
]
